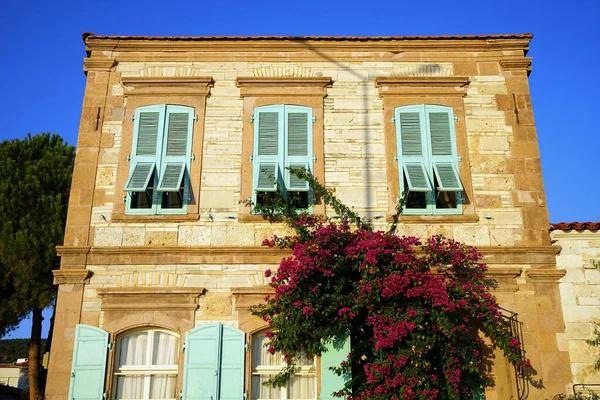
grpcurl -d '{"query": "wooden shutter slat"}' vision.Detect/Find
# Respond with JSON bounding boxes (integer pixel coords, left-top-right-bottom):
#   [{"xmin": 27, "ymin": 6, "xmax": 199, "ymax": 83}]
[
  {"xmin": 124, "ymin": 162, "xmax": 155, "ymax": 192},
  {"xmin": 399, "ymin": 112, "xmax": 423, "ymax": 156},
  {"xmin": 136, "ymin": 112, "xmax": 161, "ymax": 156},
  {"xmin": 287, "ymin": 162, "xmax": 309, "ymax": 191},
  {"xmin": 218, "ymin": 326, "xmax": 245, "ymax": 400},
  {"xmin": 256, "ymin": 162, "xmax": 278, "ymax": 191},
  {"xmin": 287, "ymin": 112, "xmax": 309, "ymax": 157},
  {"xmin": 157, "ymin": 163, "xmax": 185, "ymax": 192},
  {"xmin": 258, "ymin": 112, "xmax": 279, "ymax": 156},
  {"xmin": 429, "ymin": 112, "xmax": 453, "ymax": 156},
  {"xmin": 165, "ymin": 112, "xmax": 190, "ymax": 157},
  {"xmin": 403, "ymin": 162, "xmax": 432, "ymax": 192},
  {"xmin": 433, "ymin": 162, "xmax": 463, "ymax": 191}
]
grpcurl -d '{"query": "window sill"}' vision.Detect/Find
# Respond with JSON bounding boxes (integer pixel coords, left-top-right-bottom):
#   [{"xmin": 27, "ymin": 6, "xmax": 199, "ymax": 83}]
[
  {"xmin": 386, "ymin": 214, "xmax": 479, "ymax": 223},
  {"xmin": 111, "ymin": 213, "xmax": 200, "ymax": 223}
]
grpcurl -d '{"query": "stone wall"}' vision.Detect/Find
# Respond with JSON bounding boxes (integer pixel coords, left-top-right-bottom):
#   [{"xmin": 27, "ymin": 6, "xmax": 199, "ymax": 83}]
[{"xmin": 553, "ymin": 228, "xmax": 600, "ymax": 385}]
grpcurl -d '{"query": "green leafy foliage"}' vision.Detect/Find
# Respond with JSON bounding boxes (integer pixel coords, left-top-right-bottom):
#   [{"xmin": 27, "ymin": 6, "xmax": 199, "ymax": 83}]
[
  {"xmin": 250, "ymin": 167, "xmax": 531, "ymax": 400},
  {"xmin": 0, "ymin": 133, "xmax": 74, "ymax": 336},
  {"xmin": 0, "ymin": 339, "xmax": 47, "ymax": 363}
]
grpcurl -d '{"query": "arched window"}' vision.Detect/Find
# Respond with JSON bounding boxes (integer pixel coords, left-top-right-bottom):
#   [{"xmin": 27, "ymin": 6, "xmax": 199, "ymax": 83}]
[
  {"xmin": 251, "ymin": 331, "xmax": 316, "ymax": 400},
  {"xmin": 114, "ymin": 329, "xmax": 179, "ymax": 400}
]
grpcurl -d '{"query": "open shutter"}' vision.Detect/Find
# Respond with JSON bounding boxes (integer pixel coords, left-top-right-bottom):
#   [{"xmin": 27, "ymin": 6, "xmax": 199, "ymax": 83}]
[
  {"xmin": 285, "ymin": 106, "xmax": 312, "ymax": 192},
  {"xmin": 157, "ymin": 106, "xmax": 193, "ymax": 192},
  {"xmin": 125, "ymin": 105, "xmax": 164, "ymax": 192},
  {"xmin": 426, "ymin": 106, "xmax": 462, "ymax": 192},
  {"xmin": 252, "ymin": 106, "xmax": 282, "ymax": 197},
  {"xmin": 68, "ymin": 324, "xmax": 109, "ymax": 400},
  {"xmin": 320, "ymin": 334, "xmax": 351, "ymax": 400},
  {"xmin": 395, "ymin": 106, "xmax": 432, "ymax": 193},
  {"xmin": 218, "ymin": 325, "xmax": 245, "ymax": 400},
  {"xmin": 182, "ymin": 323, "xmax": 220, "ymax": 400}
]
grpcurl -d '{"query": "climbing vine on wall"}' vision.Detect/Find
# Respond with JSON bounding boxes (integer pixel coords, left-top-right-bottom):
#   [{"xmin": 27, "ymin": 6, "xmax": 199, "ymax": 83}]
[{"xmin": 250, "ymin": 168, "xmax": 531, "ymax": 400}]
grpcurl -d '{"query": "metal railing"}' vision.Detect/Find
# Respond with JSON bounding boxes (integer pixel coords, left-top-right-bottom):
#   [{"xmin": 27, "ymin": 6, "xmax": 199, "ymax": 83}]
[{"xmin": 500, "ymin": 307, "xmax": 529, "ymax": 400}]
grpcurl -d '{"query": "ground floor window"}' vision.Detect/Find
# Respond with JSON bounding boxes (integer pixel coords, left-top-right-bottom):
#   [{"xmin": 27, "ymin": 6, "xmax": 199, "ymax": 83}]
[
  {"xmin": 252, "ymin": 332, "xmax": 316, "ymax": 400},
  {"xmin": 114, "ymin": 329, "xmax": 179, "ymax": 400}
]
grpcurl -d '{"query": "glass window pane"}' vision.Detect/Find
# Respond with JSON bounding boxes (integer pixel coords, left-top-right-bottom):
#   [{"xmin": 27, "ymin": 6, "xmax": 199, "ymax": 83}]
[
  {"xmin": 152, "ymin": 332, "xmax": 178, "ymax": 366},
  {"xmin": 288, "ymin": 375, "xmax": 316, "ymax": 400},
  {"xmin": 252, "ymin": 376, "xmax": 281, "ymax": 400},
  {"xmin": 149, "ymin": 375, "xmax": 177, "ymax": 399},
  {"xmin": 253, "ymin": 334, "xmax": 281, "ymax": 367},
  {"xmin": 115, "ymin": 375, "xmax": 144, "ymax": 400},
  {"xmin": 296, "ymin": 351, "xmax": 314, "ymax": 367},
  {"xmin": 119, "ymin": 332, "xmax": 148, "ymax": 367}
]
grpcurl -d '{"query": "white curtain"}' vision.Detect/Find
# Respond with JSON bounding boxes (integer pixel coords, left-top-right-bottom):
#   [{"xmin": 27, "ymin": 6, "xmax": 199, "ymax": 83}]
[
  {"xmin": 152, "ymin": 332, "xmax": 178, "ymax": 366},
  {"xmin": 116, "ymin": 376, "xmax": 144, "ymax": 399},
  {"xmin": 149, "ymin": 375, "xmax": 177, "ymax": 399},
  {"xmin": 119, "ymin": 332, "xmax": 148, "ymax": 367},
  {"xmin": 288, "ymin": 376, "xmax": 315, "ymax": 400},
  {"xmin": 253, "ymin": 334, "xmax": 280, "ymax": 367},
  {"xmin": 252, "ymin": 375, "xmax": 281, "ymax": 400}
]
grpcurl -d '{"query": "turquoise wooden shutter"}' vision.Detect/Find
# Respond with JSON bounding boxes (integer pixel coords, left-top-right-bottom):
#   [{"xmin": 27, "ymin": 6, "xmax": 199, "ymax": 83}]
[
  {"xmin": 252, "ymin": 106, "xmax": 283, "ymax": 201},
  {"xmin": 67, "ymin": 324, "xmax": 109, "ymax": 400},
  {"xmin": 320, "ymin": 334, "xmax": 351, "ymax": 400},
  {"xmin": 284, "ymin": 106, "xmax": 312, "ymax": 192},
  {"xmin": 219, "ymin": 325, "xmax": 245, "ymax": 400},
  {"xmin": 157, "ymin": 105, "xmax": 193, "ymax": 192},
  {"xmin": 395, "ymin": 106, "xmax": 432, "ymax": 193},
  {"xmin": 426, "ymin": 106, "xmax": 462, "ymax": 192},
  {"xmin": 182, "ymin": 323, "xmax": 220, "ymax": 400},
  {"xmin": 125, "ymin": 105, "xmax": 165, "ymax": 192}
]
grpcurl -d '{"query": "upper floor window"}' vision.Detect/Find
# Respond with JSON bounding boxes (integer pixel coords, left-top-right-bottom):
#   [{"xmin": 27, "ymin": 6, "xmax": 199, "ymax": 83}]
[
  {"xmin": 251, "ymin": 105, "xmax": 313, "ymax": 212},
  {"xmin": 395, "ymin": 104, "xmax": 463, "ymax": 215},
  {"xmin": 114, "ymin": 329, "xmax": 179, "ymax": 400},
  {"xmin": 252, "ymin": 332, "xmax": 316, "ymax": 400},
  {"xmin": 124, "ymin": 105, "xmax": 194, "ymax": 215}
]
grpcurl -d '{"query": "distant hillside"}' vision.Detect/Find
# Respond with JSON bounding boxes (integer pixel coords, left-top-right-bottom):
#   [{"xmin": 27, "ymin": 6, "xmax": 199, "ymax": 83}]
[{"xmin": 0, "ymin": 339, "xmax": 47, "ymax": 363}]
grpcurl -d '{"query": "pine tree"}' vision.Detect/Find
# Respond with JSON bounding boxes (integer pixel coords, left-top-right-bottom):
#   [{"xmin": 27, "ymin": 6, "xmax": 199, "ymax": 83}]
[{"xmin": 0, "ymin": 133, "xmax": 75, "ymax": 400}]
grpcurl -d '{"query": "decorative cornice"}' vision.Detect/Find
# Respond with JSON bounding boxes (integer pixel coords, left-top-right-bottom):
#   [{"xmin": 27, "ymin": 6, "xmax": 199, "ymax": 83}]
[
  {"xmin": 231, "ymin": 287, "xmax": 274, "ymax": 309},
  {"xmin": 84, "ymin": 37, "xmax": 532, "ymax": 58},
  {"xmin": 236, "ymin": 76, "xmax": 332, "ymax": 97},
  {"xmin": 375, "ymin": 76, "xmax": 470, "ymax": 97},
  {"xmin": 500, "ymin": 57, "xmax": 533, "ymax": 72},
  {"xmin": 96, "ymin": 288, "xmax": 204, "ymax": 311},
  {"xmin": 56, "ymin": 245, "xmax": 559, "ymax": 267},
  {"xmin": 525, "ymin": 269, "xmax": 566, "ymax": 282},
  {"xmin": 52, "ymin": 269, "xmax": 91, "ymax": 285},
  {"xmin": 83, "ymin": 58, "xmax": 116, "ymax": 74},
  {"xmin": 121, "ymin": 76, "xmax": 213, "ymax": 97}
]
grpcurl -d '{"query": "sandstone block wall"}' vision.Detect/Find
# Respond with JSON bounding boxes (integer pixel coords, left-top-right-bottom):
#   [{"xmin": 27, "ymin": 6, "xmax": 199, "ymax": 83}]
[{"xmin": 553, "ymin": 228, "xmax": 600, "ymax": 385}]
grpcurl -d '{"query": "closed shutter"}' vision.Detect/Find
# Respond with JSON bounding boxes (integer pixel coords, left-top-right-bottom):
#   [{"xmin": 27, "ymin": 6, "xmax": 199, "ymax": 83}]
[
  {"xmin": 426, "ymin": 106, "xmax": 462, "ymax": 192},
  {"xmin": 157, "ymin": 106, "xmax": 193, "ymax": 192},
  {"xmin": 218, "ymin": 325, "xmax": 245, "ymax": 400},
  {"xmin": 320, "ymin": 334, "xmax": 351, "ymax": 400},
  {"xmin": 252, "ymin": 106, "xmax": 282, "ymax": 196},
  {"xmin": 395, "ymin": 106, "xmax": 432, "ymax": 192},
  {"xmin": 67, "ymin": 324, "xmax": 109, "ymax": 400},
  {"xmin": 182, "ymin": 323, "xmax": 246, "ymax": 400},
  {"xmin": 182, "ymin": 323, "xmax": 220, "ymax": 400},
  {"xmin": 285, "ymin": 106, "xmax": 312, "ymax": 192},
  {"xmin": 125, "ymin": 105, "xmax": 164, "ymax": 192}
]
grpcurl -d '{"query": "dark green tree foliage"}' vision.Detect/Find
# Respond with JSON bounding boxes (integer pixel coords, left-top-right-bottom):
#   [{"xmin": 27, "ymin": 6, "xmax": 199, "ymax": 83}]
[
  {"xmin": 0, "ymin": 339, "xmax": 47, "ymax": 363},
  {"xmin": 0, "ymin": 133, "xmax": 75, "ymax": 399}
]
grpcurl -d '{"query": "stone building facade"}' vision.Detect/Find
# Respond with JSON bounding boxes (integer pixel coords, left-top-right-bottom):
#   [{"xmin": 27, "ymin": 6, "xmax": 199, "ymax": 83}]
[
  {"xmin": 46, "ymin": 33, "xmax": 573, "ymax": 399},
  {"xmin": 552, "ymin": 222, "xmax": 600, "ymax": 394}
]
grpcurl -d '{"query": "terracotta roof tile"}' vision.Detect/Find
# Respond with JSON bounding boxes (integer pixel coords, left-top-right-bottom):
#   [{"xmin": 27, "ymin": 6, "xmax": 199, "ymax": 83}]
[
  {"xmin": 82, "ymin": 32, "xmax": 533, "ymax": 42},
  {"xmin": 551, "ymin": 222, "xmax": 600, "ymax": 231}
]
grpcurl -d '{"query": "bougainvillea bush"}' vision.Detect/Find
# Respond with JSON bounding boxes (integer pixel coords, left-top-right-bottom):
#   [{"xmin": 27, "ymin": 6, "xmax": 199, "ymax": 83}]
[{"xmin": 250, "ymin": 169, "xmax": 530, "ymax": 400}]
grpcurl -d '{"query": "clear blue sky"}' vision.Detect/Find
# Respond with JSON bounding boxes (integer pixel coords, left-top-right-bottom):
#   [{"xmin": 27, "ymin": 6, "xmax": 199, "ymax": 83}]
[{"xmin": 1, "ymin": 0, "xmax": 598, "ymax": 338}]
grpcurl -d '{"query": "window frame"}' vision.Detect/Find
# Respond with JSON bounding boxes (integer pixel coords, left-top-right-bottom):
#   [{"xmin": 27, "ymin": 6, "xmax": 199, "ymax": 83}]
[
  {"xmin": 236, "ymin": 77, "xmax": 332, "ymax": 221},
  {"xmin": 375, "ymin": 76, "xmax": 477, "ymax": 222},
  {"xmin": 113, "ymin": 328, "xmax": 180, "ymax": 400},
  {"xmin": 113, "ymin": 77, "xmax": 212, "ymax": 222},
  {"xmin": 251, "ymin": 104, "xmax": 315, "ymax": 214},
  {"xmin": 124, "ymin": 104, "xmax": 194, "ymax": 216},
  {"xmin": 251, "ymin": 330, "xmax": 317, "ymax": 400},
  {"xmin": 395, "ymin": 104, "xmax": 463, "ymax": 216}
]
